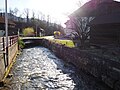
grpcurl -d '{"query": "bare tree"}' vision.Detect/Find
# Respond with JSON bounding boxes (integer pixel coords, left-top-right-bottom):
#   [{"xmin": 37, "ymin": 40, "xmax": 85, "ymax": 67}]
[
  {"xmin": 77, "ymin": 0, "xmax": 83, "ymax": 7},
  {"xmin": 9, "ymin": 8, "xmax": 19, "ymax": 15},
  {"xmin": 38, "ymin": 12, "xmax": 44, "ymax": 21},
  {"xmin": 24, "ymin": 8, "xmax": 29, "ymax": 23},
  {"xmin": 71, "ymin": 17, "xmax": 94, "ymax": 48},
  {"xmin": 77, "ymin": 0, "xmax": 90, "ymax": 7},
  {"xmin": 9, "ymin": 8, "xmax": 14, "ymax": 14},
  {"xmin": 47, "ymin": 15, "xmax": 50, "ymax": 26},
  {"xmin": 13, "ymin": 8, "xmax": 19, "ymax": 16},
  {"xmin": 32, "ymin": 10, "xmax": 35, "ymax": 20}
]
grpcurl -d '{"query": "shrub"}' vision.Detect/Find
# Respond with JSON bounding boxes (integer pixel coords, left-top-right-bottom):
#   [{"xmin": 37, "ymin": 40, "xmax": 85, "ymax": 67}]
[{"xmin": 23, "ymin": 27, "xmax": 35, "ymax": 36}]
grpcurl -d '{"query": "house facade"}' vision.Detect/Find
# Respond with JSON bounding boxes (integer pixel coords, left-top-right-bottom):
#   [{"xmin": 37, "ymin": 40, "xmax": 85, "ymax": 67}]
[
  {"xmin": 64, "ymin": 0, "xmax": 97, "ymax": 39},
  {"xmin": 89, "ymin": 0, "xmax": 120, "ymax": 45},
  {"xmin": 64, "ymin": 20, "xmax": 76, "ymax": 38},
  {"xmin": 65, "ymin": 0, "xmax": 120, "ymax": 45}
]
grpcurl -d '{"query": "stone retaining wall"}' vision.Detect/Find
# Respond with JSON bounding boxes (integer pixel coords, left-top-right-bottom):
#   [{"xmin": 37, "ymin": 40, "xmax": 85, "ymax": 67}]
[{"xmin": 42, "ymin": 39, "xmax": 120, "ymax": 90}]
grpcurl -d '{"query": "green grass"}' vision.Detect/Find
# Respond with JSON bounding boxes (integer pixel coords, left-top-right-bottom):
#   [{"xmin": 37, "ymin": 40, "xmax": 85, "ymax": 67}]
[
  {"xmin": 51, "ymin": 39, "xmax": 75, "ymax": 48},
  {"xmin": 40, "ymin": 36, "xmax": 75, "ymax": 48},
  {"xmin": 18, "ymin": 38, "xmax": 25, "ymax": 48}
]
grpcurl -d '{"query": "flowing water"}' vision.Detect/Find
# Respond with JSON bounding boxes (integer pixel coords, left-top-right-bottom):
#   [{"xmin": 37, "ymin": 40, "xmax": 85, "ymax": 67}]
[{"xmin": 1, "ymin": 46, "xmax": 111, "ymax": 90}]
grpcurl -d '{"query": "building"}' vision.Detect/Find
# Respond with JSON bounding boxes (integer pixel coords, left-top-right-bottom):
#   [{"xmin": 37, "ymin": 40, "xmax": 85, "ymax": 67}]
[
  {"xmin": 0, "ymin": 16, "xmax": 16, "ymax": 36},
  {"xmin": 70, "ymin": 0, "xmax": 114, "ymax": 17},
  {"xmin": 64, "ymin": 0, "xmax": 97, "ymax": 39},
  {"xmin": 64, "ymin": 20, "xmax": 76, "ymax": 38},
  {"xmin": 0, "ymin": 13, "xmax": 25, "ymax": 22},
  {"xmin": 89, "ymin": 0, "xmax": 120, "ymax": 45},
  {"xmin": 65, "ymin": 0, "xmax": 120, "ymax": 46}
]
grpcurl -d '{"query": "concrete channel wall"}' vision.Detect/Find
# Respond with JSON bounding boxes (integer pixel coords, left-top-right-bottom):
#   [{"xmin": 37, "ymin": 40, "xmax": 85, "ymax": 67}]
[
  {"xmin": 0, "ymin": 36, "xmax": 18, "ymax": 82},
  {"xmin": 0, "ymin": 53, "xmax": 5, "ymax": 81},
  {"xmin": 42, "ymin": 39, "xmax": 120, "ymax": 90}
]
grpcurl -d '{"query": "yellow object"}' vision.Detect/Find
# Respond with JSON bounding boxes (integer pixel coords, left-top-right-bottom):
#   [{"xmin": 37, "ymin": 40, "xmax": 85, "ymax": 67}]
[{"xmin": 54, "ymin": 31, "xmax": 60, "ymax": 36}]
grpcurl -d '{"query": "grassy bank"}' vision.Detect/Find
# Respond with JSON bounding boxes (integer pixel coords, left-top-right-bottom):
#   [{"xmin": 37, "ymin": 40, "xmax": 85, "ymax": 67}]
[{"xmin": 41, "ymin": 36, "xmax": 75, "ymax": 48}]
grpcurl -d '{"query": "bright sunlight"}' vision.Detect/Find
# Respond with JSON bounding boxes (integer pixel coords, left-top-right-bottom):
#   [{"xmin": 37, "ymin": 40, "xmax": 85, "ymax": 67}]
[{"xmin": 0, "ymin": 0, "xmax": 88, "ymax": 26}]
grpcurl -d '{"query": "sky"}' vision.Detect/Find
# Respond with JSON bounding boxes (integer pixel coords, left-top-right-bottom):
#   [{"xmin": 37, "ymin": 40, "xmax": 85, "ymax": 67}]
[
  {"xmin": 0, "ymin": 0, "xmax": 89, "ymax": 27},
  {"xmin": 0, "ymin": 0, "xmax": 120, "ymax": 27}
]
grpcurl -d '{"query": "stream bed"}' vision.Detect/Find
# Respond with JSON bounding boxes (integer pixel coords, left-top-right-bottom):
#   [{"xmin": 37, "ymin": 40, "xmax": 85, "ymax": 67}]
[{"xmin": 1, "ymin": 46, "xmax": 111, "ymax": 90}]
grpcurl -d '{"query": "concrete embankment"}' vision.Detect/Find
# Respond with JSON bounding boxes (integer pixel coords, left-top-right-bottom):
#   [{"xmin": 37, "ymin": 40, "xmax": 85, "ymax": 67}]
[
  {"xmin": 41, "ymin": 39, "xmax": 120, "ymax": 90},
  {"xmin": 0, "ymin": 36, "xmax": 18, "ymax": 84}
]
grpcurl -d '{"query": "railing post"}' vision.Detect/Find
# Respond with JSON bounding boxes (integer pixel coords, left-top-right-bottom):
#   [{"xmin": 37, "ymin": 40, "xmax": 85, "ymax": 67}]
[
  {"xmin": 6, "ymin": 38, "xmax": 9, "ymax": 67},
  {"xmin": 10, "ymin": 36, "xmax": 11, "ymax": 46},
  {"xmin": 2, "ymin": 37, "xmax": 7, "ymax": 68}
]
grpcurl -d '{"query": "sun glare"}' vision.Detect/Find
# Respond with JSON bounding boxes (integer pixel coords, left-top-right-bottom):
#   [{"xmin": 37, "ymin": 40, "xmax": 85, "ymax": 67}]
[
  {"xmin": 28, "ymin": 0, "xmax": 80, "ymax": 25},
  {"xmin": 0, "ymin": 0, "xmax": 88, "ymax": 27}
]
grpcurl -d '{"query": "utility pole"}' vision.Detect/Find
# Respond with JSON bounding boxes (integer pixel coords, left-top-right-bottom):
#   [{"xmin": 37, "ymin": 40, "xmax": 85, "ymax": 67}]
[{"xmin": 5, "ymin": 0, "xmax": 9, "ymax": 67}]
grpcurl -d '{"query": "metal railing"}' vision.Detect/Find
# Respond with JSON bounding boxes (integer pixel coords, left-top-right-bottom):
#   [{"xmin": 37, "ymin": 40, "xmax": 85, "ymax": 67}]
[{"xmin": 0, "ymin": 35, "xmax": 18, "ymax": 68}]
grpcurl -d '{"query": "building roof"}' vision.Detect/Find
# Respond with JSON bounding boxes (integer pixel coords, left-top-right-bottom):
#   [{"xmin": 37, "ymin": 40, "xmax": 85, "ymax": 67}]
[
  {"xmin": 64, "ymin": 20, "xmax": 69, "ymax": 25},
  {"xmin": 69, "ymin": 0, "xmax": 96, "ymax": 17},
  {"xmin": 69, "ymin": 0, "xmax": 120, "ymax": 17},
  {"xmin": 90, "ymin": 13, "xmax": 120, "ymax": 25},
  {"xmin": 0, "ymin": 16, "xmax": 15, "ymax": 25}
]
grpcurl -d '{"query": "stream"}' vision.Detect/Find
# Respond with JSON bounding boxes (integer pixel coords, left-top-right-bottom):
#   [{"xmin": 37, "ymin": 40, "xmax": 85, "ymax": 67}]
[{"xmin": 1, "ymin": 46, "xmax": 111, "ymax": 90}]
